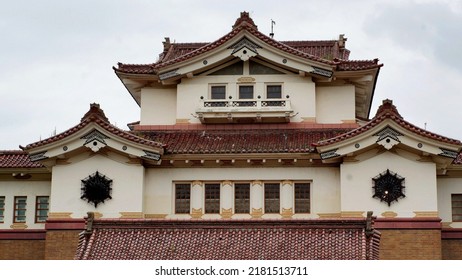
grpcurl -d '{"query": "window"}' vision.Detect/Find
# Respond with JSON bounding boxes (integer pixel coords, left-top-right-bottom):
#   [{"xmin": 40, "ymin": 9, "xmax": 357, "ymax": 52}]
[
  {"xmin": 13, "ymin": 196, "xmax": 27, "ymax": 223},
  {"xmin": 234, "ymin": 183, "xmax": 250, "ymax": 214},
  {"xmin": 452, "ymin": 194, "xmax": 462, "ymax": 222},
  {"xmin": 266, "ymin": 85, "xmax": 282, "ymax": 99},
  {"xmin": 211, "ymin": 85, "xmax": 226, "ymax": 99},
  {"xmin": 264, "ymin": 183, "xmax": 280, "ymax": 213},
  {"xmin": 175, "ymin": 183, "xmax": 191, "ymax": 214},
  {"xmin": 0, "ymin": 196, "xmax": 4, "ymax": 223},
  {"xmin": 239, "ymin": 85, "xmax": 254, "ymax": 99},
  {"xmin": 294, "ymin": 183, "xmax": 310, "ymax": 213},
  {"xmin": 205, "ymin": 183, "xmax": 220, "ymax": 214},
  {"xmin": 35, "ymin": 196, "xmax": 49, "ymax": 223}
]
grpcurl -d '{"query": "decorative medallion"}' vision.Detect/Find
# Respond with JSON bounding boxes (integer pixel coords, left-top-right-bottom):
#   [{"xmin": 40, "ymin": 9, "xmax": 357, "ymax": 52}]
[
  {"xmin": 373, "ymin": 126, "xmax": 403, "ymax": 150},
  {"xmin": 372, "ymin": 169, "xmax": 405, "ymax": 206},
  {"xmin": 81, "ymin": 171, "xmax": 113, "ymax": 208},
  {"xmin": 81, "ymin": 129, "xmax": 109, "ymax": 152}
]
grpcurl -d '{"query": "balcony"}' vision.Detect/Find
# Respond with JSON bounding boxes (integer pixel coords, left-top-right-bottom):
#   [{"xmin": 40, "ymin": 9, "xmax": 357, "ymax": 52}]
[{"xmin": 195, "ymin": 98, "xmax": 294, "ymax": 124}]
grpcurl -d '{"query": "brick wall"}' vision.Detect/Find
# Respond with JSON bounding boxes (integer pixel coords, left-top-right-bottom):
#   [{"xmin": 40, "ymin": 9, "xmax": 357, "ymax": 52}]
[
  {"xmin": 0, "ymin": 240, "xmax": 45, "ymax": 260},
  {"xmin": 378, "ymin": 229, "xmax": 441, "ymax": 259},
  {"xmin": 442, "ymin": 239, "xmax": 462, "ymax": 259},
  {"xmin": 45, "ymin": 230, "xmax": 81, "ymax": 260},
  {"xmin": 375, "ymin": 218, "xmax": 442, "ymax": 260}
]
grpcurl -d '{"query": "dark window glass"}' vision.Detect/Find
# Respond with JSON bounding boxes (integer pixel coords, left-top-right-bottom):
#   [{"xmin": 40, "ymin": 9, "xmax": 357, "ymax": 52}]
[
  {"xmin": 205, "ymin": 183, "xmax": 220, "ymax": 214},
  {"xmin": 211, "ymin": 86, "xmax": 226, "ymax": 99},
  {"xmin": 35, "ymin": 196, "xmax": 49, "ymax": 223},
  {"xmin": 239, "ymin": 85, "xmax": 254, "ymax": 99},
  {"xmin": 267, "ymin": 85, "xmax": 282, "ymax": 99},
  {"xmin": 0, "ymin": 196, "xmax": 4, "ymax": 223},
  {"xmin": 175, "ymin": 184, "xmax": 191, "ymax": 214},
  {"xmin": 14, "ymin": 196, "xmax": 27, "ymax": 223},
  {"xmin": 452, "ymin": 194, "xmax": 462, "ymax": 222},
  {"xmin": 294, "ymin": 183, "xmax": 310, "ymax": 213},
  {"xmin": 264, "ymin": 183, "xmax": 280, "ymax": 213},
  {"xmin": 234, "ymin": 183, "xmax": 250, "ymax": 214}
]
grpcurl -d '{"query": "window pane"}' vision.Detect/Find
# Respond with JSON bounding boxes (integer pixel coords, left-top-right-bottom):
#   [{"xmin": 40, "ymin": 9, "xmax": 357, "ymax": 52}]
[
  {"xmin": 205, "ymin": 183, "xmax": 220, "ymax": 214},
  {"xmin": 35, "ymin": 196, "xmax": 49, "ymax": 223},
  {"xmin": 235, "ymin": 183, "xmax": 250, "ymax": 214},
  {"xmin": 175, "ymin": 184, "xmax": 190, "ymax": 214},
  {"xmin": 264, "ymin": 183, "xmax": 280, "ymax": 213},
  {"xmin": 267, "ymin": 85, "xmax": 282, "ymax": 99},
  {"xmin": 0, "ymin": 197, "xmax": 4, "ymax": 223},
  {"xmin": 294, "ymin": 183, "xmax": 310, "ymax": 213},
  {"xmin": 452, "ymin": 194, "xmax": 462, "ymax": 222},
  {"xmin": 211, "ymin": 86, "xmax": 226, "ymax": 99},
  {"xmin": 239, "ymin": 85, "xmax": 254, "ymax": 99},
  {"xmin": 14, "ymin": 196, "xmax": 27, "ymax": 223}
]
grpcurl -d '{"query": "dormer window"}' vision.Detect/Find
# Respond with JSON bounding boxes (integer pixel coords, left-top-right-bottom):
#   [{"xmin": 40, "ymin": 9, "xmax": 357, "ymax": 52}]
[
  {"xmin": 239, "ymin": 85, "xmax": 254, "ymax": 99},
  {"xmin": 266, "ymin": 84, "xmax": 282, "ymax": 99},
  {"xmin": 211, "ymin": 85, "xmax": 226, "ymax": 99}
]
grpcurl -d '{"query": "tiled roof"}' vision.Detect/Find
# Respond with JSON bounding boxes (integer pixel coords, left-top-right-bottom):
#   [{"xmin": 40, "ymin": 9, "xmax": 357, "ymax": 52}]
[
  {"xmin": 0, "ymin": 150, "xmax": 43, "ymax": 168},
  {"xmin": 24, "ymin": 104, "xmax": 164, "ymax": 150},
  {"xmin": 316, "ymin": 99, "xmax": 462, "ymax": 147},
  {"xmin": 75, "ymin": 218, "xmax": 381, "ymax": 260},
  {"xmin": 138, "ymin": 128, "xmax": 353, "ymax": 154},
  {"xmin": 115, "ymin": 12, "xmax": 380, "ymax": 75}
]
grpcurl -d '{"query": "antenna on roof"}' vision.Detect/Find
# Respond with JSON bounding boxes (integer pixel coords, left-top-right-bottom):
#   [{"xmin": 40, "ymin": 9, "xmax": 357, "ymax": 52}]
[{"xmin": 270, "ymin": 19, "xmax": 276, "ymax": 38}]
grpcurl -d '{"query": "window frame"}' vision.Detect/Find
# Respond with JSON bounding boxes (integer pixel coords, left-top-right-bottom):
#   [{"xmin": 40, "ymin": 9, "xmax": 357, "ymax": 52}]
[
  {"xmin": 452, "ymin": 194, "xmax": 462, "ymax": 222},
  {"xmin": 0, "ymin": 196, "xmax": 5, "ymax": 223},
  {"xmin": 266, "ymin": 84, "xmax": 283, "ymax": 99},
  {"xmin": 264, "ymin": 183, "xmax": 280, "ymax": 214},
  {"xmin": 238, "ymin": 85, "xmax": 254, "ymax": 99},
  {"xmin": 294, "ymin": 182, "xmax": 311, "ymax": 214},
  {"xmin": 13, "ymin": 196, "xmax": 27, "ymax": 223},
  {"xmin": 204, "ymin": 183, "xmax": 221, "ymax": 214},
  {"xmin": 234, "ymin": 183, "xmax": 250, "ymax": 214},
  {"xmin": 35, "ymin": 196, "xmax": 50, "ymax": 223},
  {"xmin": 210, "ymin": 84, "xmax": 227, "ymax": 100},
  {"xmin": 174, "ymin": 183, "xmax": 191, "ymax": 214}
]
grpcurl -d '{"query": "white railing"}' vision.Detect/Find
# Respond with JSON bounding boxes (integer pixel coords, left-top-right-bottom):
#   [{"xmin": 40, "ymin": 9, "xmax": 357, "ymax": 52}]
[{"xmin": 198, "ymin": 98, "xmax": 292, "ymax": 112}]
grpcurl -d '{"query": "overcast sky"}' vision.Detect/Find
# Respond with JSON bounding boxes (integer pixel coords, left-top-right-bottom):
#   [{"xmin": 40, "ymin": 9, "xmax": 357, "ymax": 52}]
[{"xmin": 1, "ymin": 0, "xmax": 462, "ymax": 150}]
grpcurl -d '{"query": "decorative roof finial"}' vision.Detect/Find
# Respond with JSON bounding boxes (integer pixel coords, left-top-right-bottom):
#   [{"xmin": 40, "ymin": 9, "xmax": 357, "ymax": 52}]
[
  {"xmin": 374, "ymin": 99, "xmax": 403, "ymax": 119},
  {"xmin": 81, "ymin": 103, "xmax": 109, "ymax": 123},
  {"xmin": 232, "ymin": 11, "xmax": 258, "ymax": 30}
]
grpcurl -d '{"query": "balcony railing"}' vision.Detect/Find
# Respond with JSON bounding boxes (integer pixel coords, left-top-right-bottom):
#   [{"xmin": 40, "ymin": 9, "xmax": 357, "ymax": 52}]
[{"xmin": 196, "ymin": 98, "xmax": 293, "ymax": 123}]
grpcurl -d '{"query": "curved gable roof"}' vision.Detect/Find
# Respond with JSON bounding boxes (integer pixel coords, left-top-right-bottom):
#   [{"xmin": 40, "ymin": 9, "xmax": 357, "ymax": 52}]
[
  {"xmin": 315, "ymin": 99, "xmax": 461, "ymax": 148},
  {"xmin": 115, "ymin": 12, "xmax": 381, "ymax": 75},
  {"xmin": 23, "ymin": 104, "xmax": 164, "ymax": 152}
]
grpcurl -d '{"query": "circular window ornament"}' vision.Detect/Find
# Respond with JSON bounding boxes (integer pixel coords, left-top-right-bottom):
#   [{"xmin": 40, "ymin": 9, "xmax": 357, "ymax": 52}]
[
  {"xmin": 372, "ymin": 169, "xmax": 405, "ymax": 206},
  {"xmin": 81, "ymin": 171, "xmax": 113, "ymax": 208}
]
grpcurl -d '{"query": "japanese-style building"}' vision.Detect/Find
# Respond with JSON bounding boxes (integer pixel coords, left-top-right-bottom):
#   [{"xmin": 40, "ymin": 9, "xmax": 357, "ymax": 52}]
[{"xmin": 1, "ymin": 12, "xmax": 462, "ymax": 260}]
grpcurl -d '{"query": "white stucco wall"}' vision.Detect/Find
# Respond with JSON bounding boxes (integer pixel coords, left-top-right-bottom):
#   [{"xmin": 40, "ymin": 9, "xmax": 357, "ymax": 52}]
[
  {"xmin": 341, "ymin": 151, "xmax": 437, "ymax": 217},
  {"xmin": 50, "ymin": 153, "xmax": 145, "ymax": 218},
  {"xmin": 140, "ymin": 87, "xmax": 177, "ymax": 125},
  {"xmin": 0, "ymin": 180, "xmax": 50, "ymax": 229},
  {"xmin": 437, "ymin": 177, "xmax": 462, "ymax": 227},
  {"xmin": 144, "ymin": 166, "xmax": 340, "ymax": 218},
  {"xmin": 316, "ymin": 85, "xmax": 355, "ymax": 123},
  {"xmin": 161, "ymin": 74, "xmax": 316, "ymax": 124}
]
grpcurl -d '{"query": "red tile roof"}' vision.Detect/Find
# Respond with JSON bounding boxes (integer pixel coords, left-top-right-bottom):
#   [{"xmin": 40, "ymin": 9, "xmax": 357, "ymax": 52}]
[
  {"xmin": 316, "ymin": 99, "xmax": 462, "ymax": 147},
  {"xmin": 75, "ymin": 217, "xmax": 381, "ymax": 260},
  {"xmin": 115, "ymin": 12, "xmax": 380, "ymax": 75},
  {"xmin": 138, "ymin": 128, "xmax": 352, "ymax": 154},
  {"xmin": 24, "ymin": 104, "xmax": 164, "ymax": 150},
  {"xmin": 0, "ymin": 150, "xmax": 43, "ymax": 168}
]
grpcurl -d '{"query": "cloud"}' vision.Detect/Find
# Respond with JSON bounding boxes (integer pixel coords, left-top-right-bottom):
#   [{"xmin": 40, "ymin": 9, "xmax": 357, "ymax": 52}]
[{"xmin": 364, "ymin": 1, "xmax": 462, "ymax": 72}]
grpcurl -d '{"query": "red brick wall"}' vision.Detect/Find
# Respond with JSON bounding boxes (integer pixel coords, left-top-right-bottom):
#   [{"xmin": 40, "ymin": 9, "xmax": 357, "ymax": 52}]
[
  {"xmin": 45, "ymin": 230, "xmax": 81, "ymax": 260},
  {"xmin": 442, "ymin": 239, "xmax": 462, "ymax": 260},
  {"xmin": 0, "ymin": 240, "xmax": 45, "ymax": 260},
  {"xmin": 378, "ymin": 229, "xmax": 441, "ymax": 259}
]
